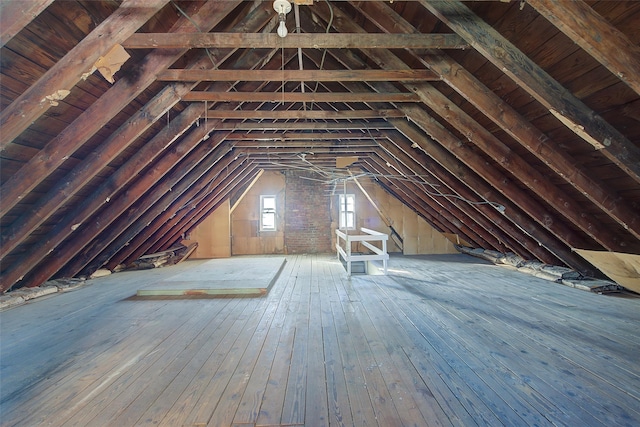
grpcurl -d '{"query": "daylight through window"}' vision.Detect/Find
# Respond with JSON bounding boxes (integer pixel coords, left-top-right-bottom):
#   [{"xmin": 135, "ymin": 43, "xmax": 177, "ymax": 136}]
[
  {"xmin": 339, "ymin": 194, "xmax": 355, "ymax": 229},
  {"xmin": 260, "ymin": 195, "xmax": 277, "ymax": 231}
]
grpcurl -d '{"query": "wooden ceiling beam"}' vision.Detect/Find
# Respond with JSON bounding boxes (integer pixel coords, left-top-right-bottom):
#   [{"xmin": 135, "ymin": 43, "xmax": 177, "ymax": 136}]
[
  {"xmin": 0, "ymin": 0, "xmax": 55, "ymax": 47},
  {"xmin": 317, "ymin": 3, "xmax": 634, "ymax": 254},
  {"xmin": 123, "ymin": 32, "xmax": 470, "ymax": 49},
  {"xmin": 0, "ymin": 0, "xmax": 171, "ymax": 149},
  {"xmin": 355, "ymin": 1, "xmax": 640, "ymax": 251},
  {"xmin": 420, "ymin": 0, "xmax": 640, "ymax": 184},
  {"xmin": 231, "ymin": 141, "xmax": 379, "ymax": 149},
  {"xmin": 158, "ymin": 69, "xmax": 438, "ymax": 82},
  {"xmin": 225, "ymin": 131, "xmax": 383, "ymax": 140},
  {"xmin": 215, "ymin": 121, "xmax": 395, "ymax": 130},
  {"xmin": 300, "ymin": 36, "xmax": 594, "ymax": 269},
  {"xmin": 527, "ymin": 0, "xmax": 640, "ymax": 96},
  {"xmin": 0, "ymin": 5, "xmax": 277, "ymax": 263},
  {"xmin": 0, "ymin": 0, "xmax": 248, "ymax": 219},
  {"xmin": 203, "ymin": 109, "xmax": 404, "ymax": 119},
  {"xmin": 183, "ymin": 91, "xmax": 419, "ymax": 103}
]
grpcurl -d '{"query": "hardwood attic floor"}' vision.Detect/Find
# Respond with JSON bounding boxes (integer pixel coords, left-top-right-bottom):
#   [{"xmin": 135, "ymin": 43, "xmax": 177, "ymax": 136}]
[{"xmin": 1, "ymin": 254, "xmax": 639, "ymax": 426}]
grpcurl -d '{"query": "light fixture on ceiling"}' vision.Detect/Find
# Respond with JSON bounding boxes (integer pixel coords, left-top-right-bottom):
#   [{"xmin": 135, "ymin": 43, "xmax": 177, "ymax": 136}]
[{"xmin": 273, "ymin": 0, "xmax": 292, "ymax": 38}]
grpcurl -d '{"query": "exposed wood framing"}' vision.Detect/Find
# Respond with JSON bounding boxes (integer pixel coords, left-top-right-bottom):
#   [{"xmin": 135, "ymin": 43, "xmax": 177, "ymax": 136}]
[
  {"xmin": 157, "ymin": 69, "xmax": 439, "ymax": 82},
  {"xmin": 527, "ymin": 0, "xmax": 640, "ymax": 96},
  {"xmin": 420, "ymin": 0, "xmax": 640, "ymax": 184},
  {"xmin": 123, "ymin": 32, "xmax": 470, "ymax": 49},
  {"xmin": 355, "ymin": 0, "xmax": 640, "ymax": 242},
  {"xmin": 0, "ymin": 0, "xmax": 55, "ymax": 47},
  {"xmin": 182, "ymin": 91, "xmax": 419, "ymax": 103},
  {"xmin": 0, "ymin": 0, "xmax": 171, "ymax": 148},
  {"xmin": 200, "ymin": 110, "xmax": 405, "ymax": 119}
]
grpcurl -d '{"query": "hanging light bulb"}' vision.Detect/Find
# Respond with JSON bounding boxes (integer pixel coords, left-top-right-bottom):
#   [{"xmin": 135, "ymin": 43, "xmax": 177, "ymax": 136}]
[
  {"xmin": 273, "ymin": 0, "xmax": 292, "ymax": 38},
  {"xmin": 277, "ymin": 17, "xmax": 288, "ymax": 38}
]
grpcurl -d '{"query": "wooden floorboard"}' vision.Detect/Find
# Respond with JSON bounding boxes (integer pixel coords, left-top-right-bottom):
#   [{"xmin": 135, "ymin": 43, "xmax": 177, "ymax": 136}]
[{"xmin": 1, "ymin": 254, "xmax": 639, "ymax": 426}]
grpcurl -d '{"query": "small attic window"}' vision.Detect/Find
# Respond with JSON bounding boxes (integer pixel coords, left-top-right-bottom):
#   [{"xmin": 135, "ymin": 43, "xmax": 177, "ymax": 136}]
[
  {"xmin": 339, "ymin": 194, "xmax": 355, "ymax": 230},
  {"xmin": 260, "ymin": 195, "xmax": 277, "ymax": 231}
]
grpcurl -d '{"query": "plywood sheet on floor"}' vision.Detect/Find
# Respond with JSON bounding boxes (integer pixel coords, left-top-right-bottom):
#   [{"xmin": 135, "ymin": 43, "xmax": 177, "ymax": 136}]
[
  {"xmin": 136, "ymin": 256, "xmax": 286, "ymax": 297},
  {"xmin": 1, "ymin": 254, "xmax": 638, "ymax": 426}
]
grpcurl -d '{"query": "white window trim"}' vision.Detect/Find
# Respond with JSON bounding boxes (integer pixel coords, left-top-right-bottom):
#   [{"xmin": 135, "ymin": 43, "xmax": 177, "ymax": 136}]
[
  {"xmin": 260, "ymin": 195, "xmax": 277, "ymax": 231},
  {"xmin": 338, "ymin": 193, "xmax": 356, "ymax": 230}
]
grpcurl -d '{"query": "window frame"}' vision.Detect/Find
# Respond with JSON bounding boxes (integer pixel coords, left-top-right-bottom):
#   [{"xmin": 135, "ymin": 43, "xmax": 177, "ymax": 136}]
[
  {"xmin": 260, "ymin": 195, "xmax": 277, "ymax": 231},
  {"xmin": 338, "ymin": 193, "xmax": 356, "ymax": 230}
]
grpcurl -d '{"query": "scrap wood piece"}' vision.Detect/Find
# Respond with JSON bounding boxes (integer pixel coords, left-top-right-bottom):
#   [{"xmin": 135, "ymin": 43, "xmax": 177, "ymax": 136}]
[
  {"xmin": 177, "ymin": 242, "xmax": 198, "ymax": 264},
  {"xmin": 126, "ymin": 241, "xmax": 198, "ymax": 271},
  {"xmin": 573, "ymin": 249, "xmax": 640, "ymax": 293}
]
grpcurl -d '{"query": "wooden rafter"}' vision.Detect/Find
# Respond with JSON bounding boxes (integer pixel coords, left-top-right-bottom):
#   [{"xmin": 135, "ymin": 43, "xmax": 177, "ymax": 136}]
[
  {"xmin": 386, "ymin": 118, "xmax": 596, "ymax": 274},
  {"xmin": 527, "ymin": 0, "xmax": 640, "ymax": 96},
  {"xmin": 419, "ymin": 0, "xmax": 640, "ymax": 184},
  {"xmin": 0, "ymin": 0, "xmax": 54, "ymax": 47},
  {"xmin": 0, "ymin": 0, "xmax": 247, "ymax": 219},
  {"xmin": 214, "ymin": 121, "xmax": 396, "ymax": 130},
  {"xmin": 0, "ymin": 0, "xmax": 171, "ymax": 149},
  {"xmin": 123, "ymin": 32, "xmax": 470, "ymax": 49},
  {"xmin": 352, "ymin": 2, "xmax": 640, "ymax": 245},
  {"xmin": 316, "ymin": 2, "xmax": 636, "ymax": 255}
]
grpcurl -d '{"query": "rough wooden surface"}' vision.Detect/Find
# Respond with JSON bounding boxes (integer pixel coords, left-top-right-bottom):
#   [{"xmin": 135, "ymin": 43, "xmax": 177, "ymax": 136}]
[{"xmin": 1, "ymin": 254, "xmax": 638, "ymax": 426}]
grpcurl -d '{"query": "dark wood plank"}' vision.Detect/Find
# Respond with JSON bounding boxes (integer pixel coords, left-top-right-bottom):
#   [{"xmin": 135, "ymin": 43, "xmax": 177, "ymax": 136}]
[
  {"xmin": 183, "ymin": 91, "xmax": 419, "ymax": 103},
  {"xmin": 158, "ymin": 68, "xmax": 438, "ymax": 82},
  {"xmin": 124, "ymin": 32, "xmax": 470, "ymax": 49},
  {"xmin": 528, "ymin": 0, "xmax": 640, "ymax": 96},
  {"xmin": 0, "ymin": 0, "xmax": 170, "ymax": 148}
]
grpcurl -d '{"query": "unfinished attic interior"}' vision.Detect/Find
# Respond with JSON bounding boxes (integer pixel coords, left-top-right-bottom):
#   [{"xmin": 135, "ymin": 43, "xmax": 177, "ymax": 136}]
[{"xmin": 1, "ymin": 0, "xmax": 639, "ymax": 425}]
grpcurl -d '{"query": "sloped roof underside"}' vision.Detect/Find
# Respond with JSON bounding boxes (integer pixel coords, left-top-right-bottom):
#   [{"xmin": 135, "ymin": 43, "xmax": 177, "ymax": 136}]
[{"xmin": 1, "ymin": 0, "xmax": 639, "ymax": 292}]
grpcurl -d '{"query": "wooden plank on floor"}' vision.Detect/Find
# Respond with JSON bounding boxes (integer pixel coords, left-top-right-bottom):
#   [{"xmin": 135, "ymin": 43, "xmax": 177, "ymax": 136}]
[
  {"xmin": 133, "ymin": 298, "xmax": 246, "ymax": 424},
  {"xmin": 305, "ymin": 286, "xmax": 330, "ymax": 425},
  {"xmin": 180, "ymin": 263, "xmax": 292, "ymax": 426},
  {"xmin": 2, "ymin": 254, "xmax": 639, "ymax": 427},
  {"xmin": 319, "ymin": 258, "xmax": 355, "ymax": 427},
  {"xmin": 155, "ymin": 298, "xmax": 261, "ymax": 426},
  {"xmin": 253, "ymin": 256, "xmax": 304, "ymax": 426},
  {"xmin": 280, "ymin": 256, "xmax": 312, "ymax": 425},
  {"xmin": 59, "ymin": 300, "xmax": 230, "ymax": 426},
  {"xmin": 230, "ymin": 257, "xmax": 301, "ymax": 425}
]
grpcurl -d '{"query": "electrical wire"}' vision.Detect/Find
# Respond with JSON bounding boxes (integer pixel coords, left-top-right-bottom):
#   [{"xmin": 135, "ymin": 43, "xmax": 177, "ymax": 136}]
[
  {"xmin": 310, "ymin": 0, "xmax": 334, "ymax": 111},
  {"xmin": 171, "ymin": 1, "xmax": 217, "ymax": 68},
  {"xmin": 252, "ymin": 153, "xmax": 506, "ymax": 212}
]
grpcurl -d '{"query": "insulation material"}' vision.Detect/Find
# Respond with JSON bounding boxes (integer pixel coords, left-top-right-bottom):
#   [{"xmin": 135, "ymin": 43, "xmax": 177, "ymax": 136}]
[
  {"xmin": 41, "ymin": 89, "xmax": 70, "ymax": 106},
  {"xmin": 92, "ymin": 44, "xmax": 130, "ymax": 83},
  {"xmin": 336, "ymin": 156, "xmax": 358, "ymax": 168},
  {"xmin": 573, "ymin": 249, "xmax": 640, "ymax": 293}
]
